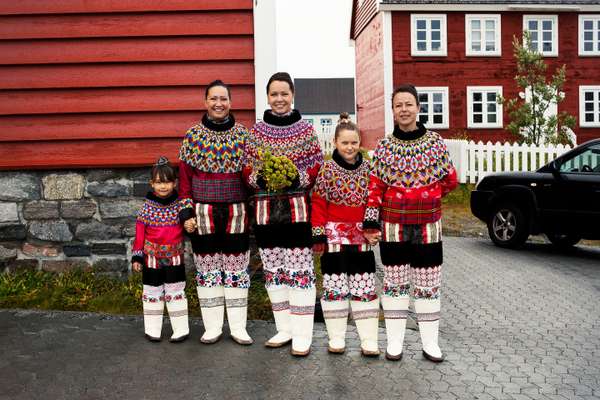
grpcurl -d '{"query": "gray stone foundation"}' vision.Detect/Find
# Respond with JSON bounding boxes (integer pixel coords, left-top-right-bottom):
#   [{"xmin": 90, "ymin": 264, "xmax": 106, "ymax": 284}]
[{"xmin": 0, "ymin": 168, "xmax": 194, "ymax": 276}]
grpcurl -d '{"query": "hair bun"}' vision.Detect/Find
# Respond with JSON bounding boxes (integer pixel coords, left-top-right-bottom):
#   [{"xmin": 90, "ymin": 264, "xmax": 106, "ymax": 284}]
[{"xmin": 156, "ymin": 156, "xmax": 169, "ymax": 166}]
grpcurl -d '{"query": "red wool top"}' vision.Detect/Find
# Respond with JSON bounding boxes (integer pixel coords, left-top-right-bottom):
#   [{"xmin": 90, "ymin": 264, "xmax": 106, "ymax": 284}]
[
  {"xmin": 131, "ymin": 191, "xmax": 185, "ymax": 265},
  {"xmin": 363, "ymin": 123, "xmax": 458, "ymax": 229},
  {"xmin": 311, "ymin": 150, "xmax": 371, "ymax": 245}
]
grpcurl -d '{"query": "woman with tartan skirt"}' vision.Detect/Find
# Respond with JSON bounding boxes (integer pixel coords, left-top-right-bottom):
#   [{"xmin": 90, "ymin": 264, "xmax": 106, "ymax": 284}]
[
  {"xmin": 311, "ymin": 113, "xmax": 380, "ymax": 357},
  {"xmin": 363, "ymin": 84, "xmax": 458, "ymax": 362},
  {"xmin": 132, "ymin": 157, "xmax": 189, "ymax": 343},
  {"xmin": 243, "ymin": 72, "xmax": 323, "ymax": 356},
  {"xmin": 178, "ymin": 80, "xmax": 253, "ymax": 345}
]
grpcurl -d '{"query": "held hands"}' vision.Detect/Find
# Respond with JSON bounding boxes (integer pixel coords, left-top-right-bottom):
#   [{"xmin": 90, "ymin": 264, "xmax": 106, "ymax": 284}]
[
  {"xmin": 132, "ymin": 261, "xmax": 142, "ymax": 272},
  {"xmin": 363, "ymin": 231, "xmax": 382, "ymax": 246},
  {"xmin": 184, "ymin": 218, "xmax": 197, "ymax": 233},
  {"xmin": 312, "ymin": 243, "xmax": 326, "ymax": 255}
]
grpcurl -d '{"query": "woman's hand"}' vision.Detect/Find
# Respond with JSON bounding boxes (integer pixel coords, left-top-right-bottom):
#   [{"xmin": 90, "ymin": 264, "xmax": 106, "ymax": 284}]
[
  {"xmin": 184, "ymin": 218, "xmax": 197, "ymax": 233},
  {"xmin": 132, "ymin": 261, "xmax": 142, "ymax": 272},
  {"xmin": 363, "ymin": 231, "xmax": 382, "ymax": 246},
  {"xmin": 312, "ymin": 243, "xmax": 326, "ymax": 255}
]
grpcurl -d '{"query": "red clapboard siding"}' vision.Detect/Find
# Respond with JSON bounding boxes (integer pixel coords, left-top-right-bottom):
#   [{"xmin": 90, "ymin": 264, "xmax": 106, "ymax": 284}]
[
  {"xmin": 0, "ymin": 61, "xmax": 255, "ymax": 89},
  {"xmin": 0, "ymin": 139, "xmax": 187, "ymax": 169},
  {"xmin": 0, "ymin": 0, "xmax": 253, "ymax": 15},
  {"xmin": 0, "ymin": 12, "xmax": 253, "ymax": 39},
  {"xmin": 391, "ymin": 11, "xmax": 600, "ymax": 144},
  {"xmin": 0, "ymin": 3, "xmax": 255, "ymax": 170},
  {"xmin": 0, "ymin": 36, "xmax": 254, "ymax": 65},
  {"xmin": 355, "ymin": 13, "xmax": 386, "ymax": 149},
  {"xmin": 0, "ymin": 86, "xmax": 255, "ymax": 115},
  {"xmin": 0, "ymin": 111, "xmax": 256, "ymax": 142},
  {"xmin": 351, "ymin": 0, "xmax": 378, "ymax": 39}
]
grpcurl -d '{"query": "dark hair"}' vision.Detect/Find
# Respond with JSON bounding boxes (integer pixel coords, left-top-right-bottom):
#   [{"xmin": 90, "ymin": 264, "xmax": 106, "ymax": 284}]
[
  {"xmin": 392, "ymin": 84, "xmax": 419, "ymax": 106},
  {"xmin": 205, "ymin": 79, "xmax": 231, "ymax": 100},
  {"xmin": 334, "ymin": 112, "xmax": 361, "ymax": 141},
  {"xmin": 151, "ymin": 156, "xmax": 176, "ymax": 183},
  {"xmin": 266, "ymin": 72, "xmax": 294, "ymax": 94}
]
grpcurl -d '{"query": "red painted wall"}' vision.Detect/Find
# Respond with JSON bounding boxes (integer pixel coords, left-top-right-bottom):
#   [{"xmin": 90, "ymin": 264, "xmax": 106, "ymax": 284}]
[
  {"xmin": 391, "ymin": 11, "xmax": 600, "ymax": 144},
  {"xmin": 355, "ymin": 13, "xmax": 386, "ymax": 150},
  {"xmin": 0, "ymin": 1, "xmax": 255, "ymax": 170}
]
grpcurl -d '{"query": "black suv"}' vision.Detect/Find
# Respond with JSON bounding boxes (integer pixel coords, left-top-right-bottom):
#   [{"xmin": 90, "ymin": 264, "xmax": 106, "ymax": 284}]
[{"xmin": 471, "ymin": 138, "xmax": 600, "ymax": 248}]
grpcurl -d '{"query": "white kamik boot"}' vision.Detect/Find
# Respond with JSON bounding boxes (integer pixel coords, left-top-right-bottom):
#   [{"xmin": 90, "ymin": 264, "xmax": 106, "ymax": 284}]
[
  {"xmin": 197, "ymin": 286, "xmax": 225, "ymax": 344},
  {"xmin": 143, "ymin": 299, "xmax": 164, "ymax": 342},
  {"xmin": 289, "ymin": 287, "xmax": 316, "ymax": 356},
  {"xmin": 265, "ymin": 286, "xmax": 293, "ymax": 347},
  {"xmin": 351, "ymin": 298, "xmax": 380, "ymax": 357},
  {"xmin": 166, "ymin": 296, "xmax": 189, "ymax": 343},
  {"xmin": 224, "ymin": 287, "xmax": 253, "ymax": 345},
  {"xmin": 415, "ymin": 297, "xmax": 443, "ymax": 362},
  {"xmin": 381, "ymin": 295, "xmax": 409, "ymax": 361},
  {"xmin": 321, "ymin": 299, "xmax": 349, "ymax": 353}
]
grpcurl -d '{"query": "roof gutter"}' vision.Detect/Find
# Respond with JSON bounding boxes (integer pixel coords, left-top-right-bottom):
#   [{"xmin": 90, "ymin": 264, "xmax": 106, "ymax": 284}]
[{"xmin": 379, "ymin": 3, "xmax": 600, "ymax": 12}]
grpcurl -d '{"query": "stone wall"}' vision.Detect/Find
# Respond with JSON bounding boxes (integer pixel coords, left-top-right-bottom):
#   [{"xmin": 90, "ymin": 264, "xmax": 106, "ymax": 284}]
[{"xmin": 0, "ymin": 168, "xmax": 168, "ymax": 275}]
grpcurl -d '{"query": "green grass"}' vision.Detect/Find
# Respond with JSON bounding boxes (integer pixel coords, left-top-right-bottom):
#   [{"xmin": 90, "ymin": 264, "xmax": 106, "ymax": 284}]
[
  {"xmin": 442, "ymin": 183, "xmax": 474, "ymax": 206},
  {"xmin": 0, "ymin": 259, "xmax": 324, "ymax": 320}
]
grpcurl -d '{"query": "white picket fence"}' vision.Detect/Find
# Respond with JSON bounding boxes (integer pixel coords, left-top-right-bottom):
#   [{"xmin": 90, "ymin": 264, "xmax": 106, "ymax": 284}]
[
  {"xmin": 318, "ymin": 136, "xmax": 574, "ymax": 184},
  {"xmin": 445, "ymin": 139, "xmax": 573, "ymax": 183}
]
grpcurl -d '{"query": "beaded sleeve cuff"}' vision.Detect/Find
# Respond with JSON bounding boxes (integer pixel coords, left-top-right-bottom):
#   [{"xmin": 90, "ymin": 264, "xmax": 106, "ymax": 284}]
[{"xmin": 363, "ymin": 206, "xmax": 381, "ymax": 230}]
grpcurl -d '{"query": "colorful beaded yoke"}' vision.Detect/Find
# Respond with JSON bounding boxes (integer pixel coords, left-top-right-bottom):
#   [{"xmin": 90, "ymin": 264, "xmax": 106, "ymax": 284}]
[
  {"xmin": 179, "ymin": 122, "xmax": 247, "ymax": 174},
  {"xmin": 313, "ymin": 159, "xmax": 370, "ymax": 207},
  {"xmin": 371, "ymin": 131, "xmax": 452, "ymax": 188}
]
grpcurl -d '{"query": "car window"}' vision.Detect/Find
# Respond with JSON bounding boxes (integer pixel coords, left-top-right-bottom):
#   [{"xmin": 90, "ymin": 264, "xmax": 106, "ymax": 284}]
[{"xmin": 559, "ymin": 144, "xmax": 600, "ymax": 174}]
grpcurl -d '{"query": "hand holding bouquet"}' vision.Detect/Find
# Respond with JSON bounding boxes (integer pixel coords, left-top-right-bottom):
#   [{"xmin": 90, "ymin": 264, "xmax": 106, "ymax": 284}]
[{"xmin": 258, "ymin": 149, "xmax": 299, "ymax": 192}]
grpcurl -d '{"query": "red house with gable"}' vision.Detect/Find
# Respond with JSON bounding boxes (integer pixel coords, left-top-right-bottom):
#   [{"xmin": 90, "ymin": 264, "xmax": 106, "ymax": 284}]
[
  {"xmin": 351, "ymin": 0, "xmax": 600, "ymax": 149},
  {"xmin": 0, "ymin": 0, "xmax": 255, "ymax": 170}
]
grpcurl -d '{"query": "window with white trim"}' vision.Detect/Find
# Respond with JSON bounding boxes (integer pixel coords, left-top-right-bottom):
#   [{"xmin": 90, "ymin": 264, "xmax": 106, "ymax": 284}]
[
  {"xmin": 416, "ymin": 87, "xmax": 449, "ymax": 129},
  {"xmin": 580, "ymin": 86, "xmax": 600, "ymax": 127},
  {"xmin": 466, "ymin": 14, "xmax": 501, "ymax": 56},
  {"xmin": 579, "ymin": 15, "xmax": 600, "ymax": 56},
  {"xmin": 467, "ymin": 86, "xmax": 503, "ymax": 128},
  {"xmin": 523, "ymin": 15, "xmax": 558, "ymax": 56},
  {"xmin": 411, "ymin": 14, "xmax": 447, "ymax": 56}
]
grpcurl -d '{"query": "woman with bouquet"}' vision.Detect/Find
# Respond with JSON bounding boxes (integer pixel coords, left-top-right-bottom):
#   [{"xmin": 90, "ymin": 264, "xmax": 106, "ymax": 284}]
[{"xmin": 243, "ymin": 72, "xmax": 323, "ymax": 356}]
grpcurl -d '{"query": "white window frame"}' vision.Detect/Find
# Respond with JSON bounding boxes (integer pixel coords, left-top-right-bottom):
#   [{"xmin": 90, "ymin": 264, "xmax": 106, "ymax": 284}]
[
  {"xmin": 411, "ymin": 14, "xmax": 447, "ymax": 57},
  {"xmin": 467, "ymin": 86, "xmax": 503, "ymax": 128},
  {"xmin": 523, "ymin": 15, "xmax": 558, "ymax": 57},
  {"xmin": 465, "ymin": 14, "xmax": 502, "ymax": 56},
  {"xmin": 579, "ymin": 85, "xmax": 600, "ymax": 127},
  {"xmin": 416, "ymin": 86, "xmax": 449, "ymax": 129},
  {"xmin": 579, "ymin": 15, "xmax": 600, "ymax": 56}
]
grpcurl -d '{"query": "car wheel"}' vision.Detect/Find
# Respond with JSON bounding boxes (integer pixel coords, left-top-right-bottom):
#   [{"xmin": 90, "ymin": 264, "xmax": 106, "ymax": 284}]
[
  {"xmin": 487, "ymin": 202, "xmax": 529, "ymax": 248},
  {"xmin": 545, "ymin": 233, "xmax": 581, "ymax": 248}
]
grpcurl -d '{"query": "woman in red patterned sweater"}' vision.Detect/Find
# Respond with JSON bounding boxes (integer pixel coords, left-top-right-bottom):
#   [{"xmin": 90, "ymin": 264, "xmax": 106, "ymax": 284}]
[
  {"xmin": 311, "ymin": 113, "xmax": 380, "ymax": 357},
  {"xmin": 178, "ymin": 80, "xmax": 252, "ymax": 346},
  {"xmin": 243, "ymin": 72, "xmax": 323, "ymax": 356},
  {"xmin": 363, "ymin": 84, "xmax": 458, "ymax": 362}
]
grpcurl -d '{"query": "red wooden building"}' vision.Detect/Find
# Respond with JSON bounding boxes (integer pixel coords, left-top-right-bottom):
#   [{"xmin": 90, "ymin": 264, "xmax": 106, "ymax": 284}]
[
  {"xmin": 352, "ymin": 0, "xmax": 600, "ymax": 149},
  {"xmin": 0, "ymin": 0, "xmax": 255, "ymax": 170}
]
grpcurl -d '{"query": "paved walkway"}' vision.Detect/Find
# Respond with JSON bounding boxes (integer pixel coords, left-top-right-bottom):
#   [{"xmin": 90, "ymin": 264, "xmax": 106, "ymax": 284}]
[{"xmin": 2, "ymin": 237, "xmax": 600, "ymax": 400}]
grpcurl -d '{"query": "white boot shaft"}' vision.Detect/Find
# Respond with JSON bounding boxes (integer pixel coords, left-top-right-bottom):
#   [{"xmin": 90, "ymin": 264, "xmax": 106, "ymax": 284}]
[
  {"xmin": 143, "ymin": 300, "xmax": 164, "ymax": 339},
  {"xmin": 289, "ymin": 287, "xmax": 316, "ymax": 355},
  {"xmin": 414, "ymin": 298, "xmax": 442, "ymax": 359},
  {"xmin": 321, "ymin": 299, "xmax": 349, "ymax": 351},
  {"xmin": 266, "ymin": 286, "xmax": 292, "ymax": 346},
  {"xmin": 351, "ymin": 298, "xmax": 380, "ymax": 354},
  {"xmin": 381, "ymin": 295, "xmax": 409, "ymax": 357},
  {"xmin": 224, "ymin": 287, "xmax": 252, "ymax": 344},
  {"xmin": 166, "ymin": 298, "xmax": 189, "ymax": 341},
  {"xmin": 197, "ymin": 286, "xmax": 225, "ymax": 342}
]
